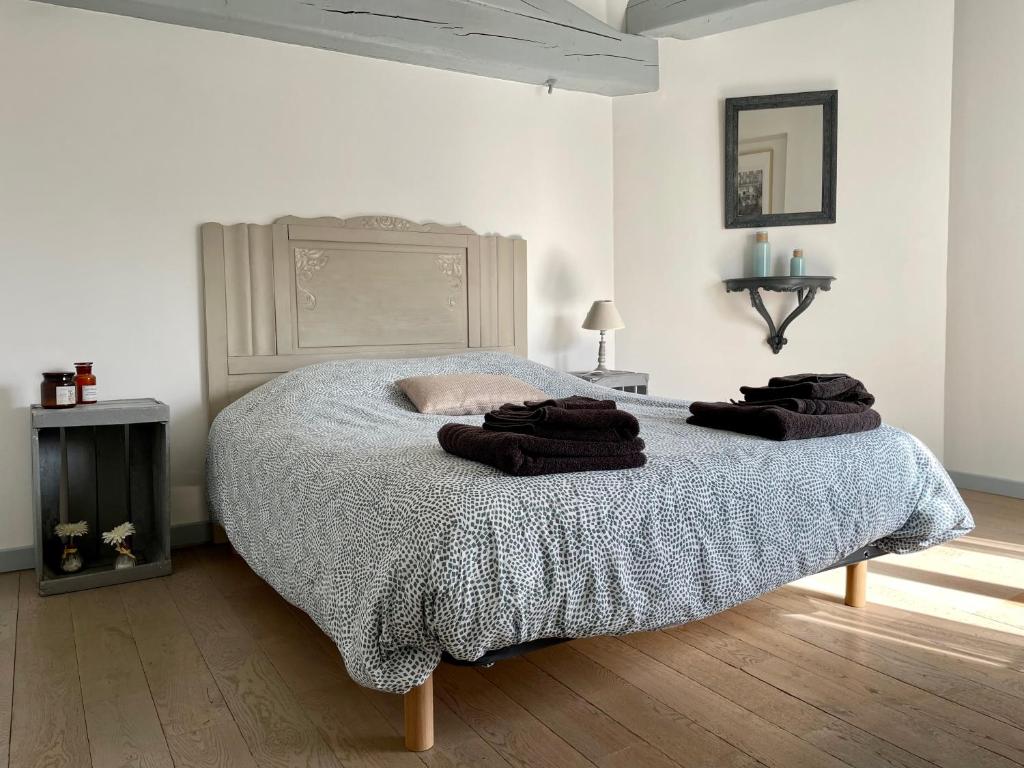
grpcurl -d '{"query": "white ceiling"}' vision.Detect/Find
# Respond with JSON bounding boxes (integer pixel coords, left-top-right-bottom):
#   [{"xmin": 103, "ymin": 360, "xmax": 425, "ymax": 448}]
[{"xmin": 568, "ymin": 0, "xmax": 629, "ymax": 31}]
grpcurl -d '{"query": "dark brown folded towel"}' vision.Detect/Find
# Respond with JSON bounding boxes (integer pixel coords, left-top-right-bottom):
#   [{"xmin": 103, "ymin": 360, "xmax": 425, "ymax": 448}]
[
  {"xmin": 732, "ymin": 397, "xmax": 871, "ymax": 415},
  {"xmin": 739, "ymin": 374, "xmax": 875, "ymax": 407},
  {"xmin": 438, "ymin": 423, "xmax": 646, "ymax": 476},
  {"xmin": 483, "ymin": 406, "xmax": 640, "ymax": 442},
  {"xmin": 505, "ymin": 395, "xmax": 618, "ymax": 412},
  {"xmin": 687, "ymin": 401, "xmax": 881, "ymax": 441}
]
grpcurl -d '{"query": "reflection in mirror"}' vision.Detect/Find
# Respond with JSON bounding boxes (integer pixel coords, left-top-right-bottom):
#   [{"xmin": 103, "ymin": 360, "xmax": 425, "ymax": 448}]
[
  {"xmin": 738, "ymin": 106, "xmax": 823, "ymax": 215},
  {"xmin": 725, "ymin": 91, "xmax": 837, "ymax": 228}
]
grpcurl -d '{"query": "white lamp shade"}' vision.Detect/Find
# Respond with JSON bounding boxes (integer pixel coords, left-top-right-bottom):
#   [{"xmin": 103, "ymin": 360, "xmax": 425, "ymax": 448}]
[{"xmin": 582, "ymin": 300, "xmax": 625, "ymax": 331}]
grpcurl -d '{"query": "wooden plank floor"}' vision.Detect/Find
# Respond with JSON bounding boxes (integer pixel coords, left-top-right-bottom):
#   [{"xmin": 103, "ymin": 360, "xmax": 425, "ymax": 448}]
[{"xmin": 3, "ymin": 489, "xmax": 1022, "ymax": 768}]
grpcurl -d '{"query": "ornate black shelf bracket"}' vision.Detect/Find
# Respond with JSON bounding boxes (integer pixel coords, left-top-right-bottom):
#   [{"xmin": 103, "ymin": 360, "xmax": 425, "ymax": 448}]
[{"xmin": 723, "ymin": 276, "xmax": 836, "ymax": 354}]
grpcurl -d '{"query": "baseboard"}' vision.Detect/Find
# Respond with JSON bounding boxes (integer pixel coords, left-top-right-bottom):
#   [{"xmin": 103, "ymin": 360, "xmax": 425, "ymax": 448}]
[
  {"xmin": 0, "ymin": 547, "xmax": 34, "ymax": 573},
  {"xmin": 171, "ymin": 521, "xmax": 214, "ymax": 548},
  {"xmin": 948, "ymin": 470, "xmax": 1024, "ymax": 500},
  {"xmin": 0, "ymin": 521, "xmax": 216, "ymax": 574}
]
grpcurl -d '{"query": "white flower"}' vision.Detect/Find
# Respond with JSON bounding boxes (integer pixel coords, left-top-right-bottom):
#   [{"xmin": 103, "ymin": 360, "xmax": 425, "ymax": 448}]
[
  {"xmin": 102, "ymin": 522, "xmax": 136, "ymax": 546},
  {"xmin": 55, "ymin": 521, "xmax": 88, "ymax": 538}
]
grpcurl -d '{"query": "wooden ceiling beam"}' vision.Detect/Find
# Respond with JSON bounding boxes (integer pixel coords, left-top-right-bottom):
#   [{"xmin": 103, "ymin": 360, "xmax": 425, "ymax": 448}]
[
  {"xmin": 626, "ymin": 0, "xmax": 856, "ymax": 39},
  {"xmin": 31, "ymin": 0, "xmax": 659, "ymax": 96}
]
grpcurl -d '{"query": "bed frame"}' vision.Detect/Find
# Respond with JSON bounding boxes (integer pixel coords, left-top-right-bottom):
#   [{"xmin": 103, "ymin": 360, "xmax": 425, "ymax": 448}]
[{"xmin": 201, "ymin": 214, "xmax": 879, "ymax": 753}]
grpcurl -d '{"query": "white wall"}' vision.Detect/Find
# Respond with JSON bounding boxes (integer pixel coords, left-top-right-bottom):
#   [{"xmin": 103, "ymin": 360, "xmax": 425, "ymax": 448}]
[
  {"xmin": 0, "ymin": 0, "xmax": 614, "ymax": 549},
  {"xmin": 612, "ymin": 0, "xmax": 955, "ymax": 455},
  {"xmin": 945, "ymin": 0, "xmax": 1024, "ymax": 485}
]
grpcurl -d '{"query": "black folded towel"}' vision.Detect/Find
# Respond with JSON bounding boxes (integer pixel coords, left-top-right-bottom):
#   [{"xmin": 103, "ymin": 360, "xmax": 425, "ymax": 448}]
[
  {"xmin": 687, "ymin": 401, "xmax": 881, "ymax": 441},
  {"xmin": 739, "ymin": 374, "xmax": 875, "ymax": 407},
  {"xmin": 483, "ymin": 405, "xmax": 640, "ymax": 442},
  {"xmin": 438, "ymin": 423, "xmax": 646, "ymax": 476}
]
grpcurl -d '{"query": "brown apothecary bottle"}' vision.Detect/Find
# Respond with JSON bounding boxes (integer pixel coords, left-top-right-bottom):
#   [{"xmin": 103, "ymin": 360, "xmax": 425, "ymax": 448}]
[
  {"xmin": 74, "ymin": 362, "xmax": 97, "ymax": 404},
  {"xmin": 41, "ymin": 372, "xmax": 77, "ymax": 409}
]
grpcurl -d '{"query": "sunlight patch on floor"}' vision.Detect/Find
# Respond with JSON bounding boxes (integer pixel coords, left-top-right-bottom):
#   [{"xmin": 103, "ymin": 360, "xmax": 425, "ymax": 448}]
[
  {"xmin": 789, "ymin": 576, "xmax": 1024, "ymax": 649},
  {"xmin": 783, "ymin": 611, "xmax": 1011, "ymax": 667}
]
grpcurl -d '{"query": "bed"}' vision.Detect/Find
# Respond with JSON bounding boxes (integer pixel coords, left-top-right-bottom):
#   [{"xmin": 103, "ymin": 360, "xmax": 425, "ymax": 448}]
[{"xmin": 202, "ymin": 215, "xmax": 973, "ymax": 752}]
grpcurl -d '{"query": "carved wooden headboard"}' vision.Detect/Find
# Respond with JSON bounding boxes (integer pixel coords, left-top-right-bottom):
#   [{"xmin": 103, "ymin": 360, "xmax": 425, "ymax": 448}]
[{"xmin": 201, "ymin": 215, "xmax": 527, "ymax": 418}]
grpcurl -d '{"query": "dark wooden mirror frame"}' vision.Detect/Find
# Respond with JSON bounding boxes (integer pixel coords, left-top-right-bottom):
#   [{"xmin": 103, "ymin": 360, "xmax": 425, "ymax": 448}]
[{"xmin": 724, "ymin": 90, "xmax": 838, "ymax": 229}]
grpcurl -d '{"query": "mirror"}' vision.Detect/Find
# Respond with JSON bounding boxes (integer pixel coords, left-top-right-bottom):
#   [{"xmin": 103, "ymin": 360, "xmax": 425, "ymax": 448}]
[{"xmin": 725, "ymin": 90, "xmax": 837, "ymax": 228}]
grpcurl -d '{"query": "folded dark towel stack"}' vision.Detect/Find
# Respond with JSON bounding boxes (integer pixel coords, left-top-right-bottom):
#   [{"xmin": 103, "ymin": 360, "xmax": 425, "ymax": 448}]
[
  {"xmin": 438, "ymin": 395, "xmax": 646, "ymax": 476},
  {"xmin": 438, "ymin": 424, "xmax": 646, "ymax": 476},
  {"xmin": 734, "ymin": 397, "xmax": 871, "ymax": 415},
  {"xmin": 508, "ymin": 395, "xmax": 619, "ymax": 411},
  {"xmin": 687, "ymin": 374, "xmax": 881, "ymax": 441},
  {"xmin": 483, "ymin": 401, "xmax": 640, "ymax": 442},
  {"xmin": 740, "ymin": 373, "xmax": 875, "ymax": 407}
]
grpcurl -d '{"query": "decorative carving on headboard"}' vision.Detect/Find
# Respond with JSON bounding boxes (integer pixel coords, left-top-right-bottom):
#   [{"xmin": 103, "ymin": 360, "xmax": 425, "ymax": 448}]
[
  {"xmin": 436, "ymin": 254, "xmax": 465, "ymax": 310},
  {"xmin": 357, "ymin": 216, "xmax": 417, "ymax": 231},
  {"xmin": 294, "ymin": 248, "xmax": 328, "ymax": 310},
  {"xmin": 274, "ymin": 215, "xmax": 476, "ymax": 235}
]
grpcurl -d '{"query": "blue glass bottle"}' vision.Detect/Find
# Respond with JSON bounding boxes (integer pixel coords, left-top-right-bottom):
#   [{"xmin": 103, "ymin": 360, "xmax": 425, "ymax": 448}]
[
  {"xmin": 752, "ymin": 231, "xmax": 770, "ymax": 277},
  {"xmin": 790, "ymin": 248, "xmax": 806, "ymax": 277}
]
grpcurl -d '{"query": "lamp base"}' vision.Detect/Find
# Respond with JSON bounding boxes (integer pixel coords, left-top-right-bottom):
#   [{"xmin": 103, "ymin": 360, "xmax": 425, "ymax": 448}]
[{"xmin": 591, "ymin": 331, "xmax": 609, "ymax": 373}]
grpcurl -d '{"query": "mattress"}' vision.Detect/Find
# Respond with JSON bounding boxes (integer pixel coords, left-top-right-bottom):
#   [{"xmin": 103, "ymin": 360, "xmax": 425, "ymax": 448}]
[{"xmin": 206, "ymin": 352, "xmax": 973, "ymax": 693}]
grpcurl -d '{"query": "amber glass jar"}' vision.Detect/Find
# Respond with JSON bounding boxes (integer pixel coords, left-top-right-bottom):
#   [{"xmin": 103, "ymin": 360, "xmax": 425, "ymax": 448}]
[
  {"xmin": 74, "ymin": 362, "xmax": 97, "ymax": 404},
  {"xmin": 41, "ymin": 372, "xmax": 77, "ymax": 409}
]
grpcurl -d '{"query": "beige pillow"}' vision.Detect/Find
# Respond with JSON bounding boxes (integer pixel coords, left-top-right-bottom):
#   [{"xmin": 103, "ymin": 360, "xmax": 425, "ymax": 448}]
[{"xmin": 396, "ymin": 374, "xmax": 548, "ymax": 416}]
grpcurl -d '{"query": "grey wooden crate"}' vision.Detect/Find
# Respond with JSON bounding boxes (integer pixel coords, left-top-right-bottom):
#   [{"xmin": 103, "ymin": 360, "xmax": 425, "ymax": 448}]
[{"xmin": 30, "ymin": 398, "xmax": 171, "ymax": 595}]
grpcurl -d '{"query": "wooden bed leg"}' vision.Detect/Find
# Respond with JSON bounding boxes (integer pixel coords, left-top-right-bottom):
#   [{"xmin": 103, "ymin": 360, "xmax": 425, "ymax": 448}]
[
  {"xmin": 845, "ymin": 561, "xmax": 867, "ymax": 608},
  {"xmin": 404, "ymin": 675, "xmax": 434, "ymax": 752}
]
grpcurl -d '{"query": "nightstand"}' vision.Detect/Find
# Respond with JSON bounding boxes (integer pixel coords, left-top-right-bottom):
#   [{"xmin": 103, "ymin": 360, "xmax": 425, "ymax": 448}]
[
  {"xmin": 31, "ymin": 398, "xmax": 171, "ymax": 595},
  {"xmin": 570, "ymin": 369, "xmax": 649, "ymax": 394}
]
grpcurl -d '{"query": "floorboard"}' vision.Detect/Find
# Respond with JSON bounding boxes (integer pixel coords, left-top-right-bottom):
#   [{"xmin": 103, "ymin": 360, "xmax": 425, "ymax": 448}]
[
  {"xmin": 9, "ymin": 573, "xmax": 91, "ymax": 768},
  {"xmin": 684, "ymin": 614, "xmax": 1024, "ymax": 765},
  {"xmin": 573, "ymin": 635, "xmax": 851, "ymax": 768},
  {"xmin": 120, "ymin": 577, "xmax": 257, "ymax": 767},
  {"xmin": 681, "ymin": 614, "xmax": 1024, "ymax": 768},
  {"xmin": 529, "ymin": 644, "xmax": 763, "ymax": 768},
  {"xmin": 478, "ymin": 656, "xmax": 657, "ymax": 765},
  {"xmin": 432, "ymin": 663, "xmax": 595, "ymax": 768},
  {"xmin": 0, "ymin": 573, "xmax": 18, "ymax": 768},
  {"xmin": 619, "ymin": 629, "xmax": 934, "ymax": 768},
  {"xmin": 70, "ymin": 587, "xmax": 174, "ymax": 767},
  {"xmin": 746, "ymin": 591, "xmax": 1024, "ymax": 725},
  {"xmin": 2, "ymin": 490, "xmax": 1021, "ymax": 768},
  {"xmin": 166, "ymin": 550, "xmax": 342, "ymax": 768}
]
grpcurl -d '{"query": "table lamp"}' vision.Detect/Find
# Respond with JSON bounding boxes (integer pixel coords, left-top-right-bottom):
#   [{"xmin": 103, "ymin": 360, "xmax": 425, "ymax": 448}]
[{"xmin": 582, "ymin": 299, "xmax": 625, "ymax": 372}]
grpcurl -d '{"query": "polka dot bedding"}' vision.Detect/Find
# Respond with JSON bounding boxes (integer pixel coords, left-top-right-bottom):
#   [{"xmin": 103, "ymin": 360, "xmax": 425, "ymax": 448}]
[{"xmin": 206, "ymin": 352, "xmax": 973, "ymax": 693}]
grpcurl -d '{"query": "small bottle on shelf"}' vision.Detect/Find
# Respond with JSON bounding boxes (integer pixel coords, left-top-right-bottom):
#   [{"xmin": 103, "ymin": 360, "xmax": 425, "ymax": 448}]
[
  {"xmin": 74, "ymin": 362, "xmax": 98, "ymax": 404},
  {"xmin": 752, "ymin": 231, "xmax": 771, "ymax": 277},
  {"xmin": 40, "ymin": 372, "xmax": 77, "ymax": 409},
  {"xmin": 790, "ymin": 249, "xmax": 806, "ymax": 277}
]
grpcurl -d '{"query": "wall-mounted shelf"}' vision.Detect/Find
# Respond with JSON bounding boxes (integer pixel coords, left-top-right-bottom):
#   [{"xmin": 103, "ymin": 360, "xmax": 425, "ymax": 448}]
[{"xmin": 724, "ymin": 276, "xmax": 835, "ymax": 354}]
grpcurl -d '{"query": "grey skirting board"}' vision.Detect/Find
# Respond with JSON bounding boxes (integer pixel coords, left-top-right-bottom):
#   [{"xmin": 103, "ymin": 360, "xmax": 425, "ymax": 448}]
[
  {"xmin": 0, "ymin": 520, "xmax": 213, "ymax": 574},
  {"xmin": 946, "ymin": 471, "xmax": 1024, "ymax": 501}
]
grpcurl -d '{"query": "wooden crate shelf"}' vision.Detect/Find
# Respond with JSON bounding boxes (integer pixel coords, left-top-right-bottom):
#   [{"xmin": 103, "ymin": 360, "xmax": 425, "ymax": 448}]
[{"xmin": 31, "ymin": 398, "xmax": 171, "ymax": 595}]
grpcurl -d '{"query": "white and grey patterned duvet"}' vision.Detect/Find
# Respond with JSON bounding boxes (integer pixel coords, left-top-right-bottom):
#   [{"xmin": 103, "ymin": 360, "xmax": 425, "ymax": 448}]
[{"xmin": 206, "ymin": 352, "xmax": 973, "ymax": 693}]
